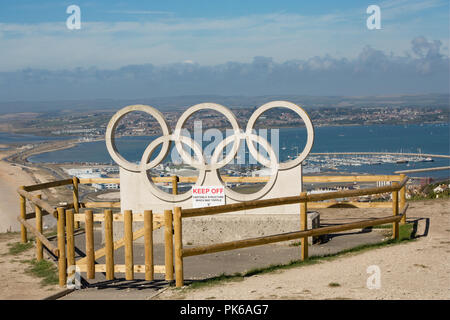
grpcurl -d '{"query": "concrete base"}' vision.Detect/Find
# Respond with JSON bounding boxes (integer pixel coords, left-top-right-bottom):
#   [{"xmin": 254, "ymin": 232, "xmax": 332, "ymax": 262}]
[
  {"xmin": 107, "ymin": 212, "xmax": 320, "ymax": 246},
  {"xmin": 119, "ymin": 165, "xmax": 305, "ymax": 215}
]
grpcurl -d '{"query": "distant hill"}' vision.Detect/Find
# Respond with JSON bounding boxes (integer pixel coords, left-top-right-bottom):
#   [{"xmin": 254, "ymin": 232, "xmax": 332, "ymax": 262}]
[{"xmin": 0, "ymin": 93, "xmax": 448, "ymax": 114}]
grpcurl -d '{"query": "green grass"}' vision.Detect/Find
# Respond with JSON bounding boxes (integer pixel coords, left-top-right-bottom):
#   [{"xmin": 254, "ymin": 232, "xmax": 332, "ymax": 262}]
[
  {"xmin": 25, "ymin": 259, "xmax": 59, "ymax": 286},
  {"xmin": 2, "ymin": 238, "xmax": 58, "ymax": 287},
  {"xmin": 185, "ymin": 223, "xmax": 415, "ymax": 290},
  {"xmin": 7, "ymin": 241, "xmax": 34, "ymax": 255},
  {"xmin": 398, "ymin": 223, "xmax": 414, "ymax": 241}
]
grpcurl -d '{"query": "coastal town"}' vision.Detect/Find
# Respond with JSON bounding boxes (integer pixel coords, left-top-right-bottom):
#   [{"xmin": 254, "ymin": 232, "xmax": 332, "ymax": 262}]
[{"xmin": 0, "ymin": 105, "xmax": 447, "ymax": 138}]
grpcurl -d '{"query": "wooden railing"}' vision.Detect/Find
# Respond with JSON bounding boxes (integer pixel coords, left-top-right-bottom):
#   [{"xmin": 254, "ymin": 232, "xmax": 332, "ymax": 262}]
[
  {"xmin": 16, "ymin": 178, "xmax": 171, "ymax": 287},
  {"xmin": 171, "ymin": 176, "xmax": 409, "ymax": 287},
  {"xmin": 17, "ymin": 173, "xmax": 408, "ymax": 288}
]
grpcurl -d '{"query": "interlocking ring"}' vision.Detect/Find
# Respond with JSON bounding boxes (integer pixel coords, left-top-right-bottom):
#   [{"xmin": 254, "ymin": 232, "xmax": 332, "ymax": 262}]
[
  {"xmin": 173, "ymin": 102, "xmax": 241, "ymax": 171},
  {"xmin": 246, "ymin": 100, "xmax": 314, "ymax": 170},
  {"xmin": 105, "ymin": 101, "xmax": 314, "ymax": 202},
  {"xmin": 105, "ymin": 104, "xmax": 171, "ymax": 173}
]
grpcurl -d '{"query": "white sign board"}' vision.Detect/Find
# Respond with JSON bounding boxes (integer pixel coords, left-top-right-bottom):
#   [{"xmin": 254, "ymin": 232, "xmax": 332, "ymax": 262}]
[{"xmin": 192, "ymin": 186, "xmax": 225, "ymax": 208}]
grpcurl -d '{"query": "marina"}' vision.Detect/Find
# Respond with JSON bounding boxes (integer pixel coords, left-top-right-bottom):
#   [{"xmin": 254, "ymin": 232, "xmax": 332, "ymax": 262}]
[{"xmin": 303, "ymin": 153, "xmax": 436, "ymax": 172}]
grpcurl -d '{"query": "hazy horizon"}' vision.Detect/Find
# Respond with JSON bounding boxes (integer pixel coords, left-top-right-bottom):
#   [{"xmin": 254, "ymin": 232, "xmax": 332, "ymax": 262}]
[{"xmin": 0, "ymin": 1, "xmax": 449, "ymax": 105}]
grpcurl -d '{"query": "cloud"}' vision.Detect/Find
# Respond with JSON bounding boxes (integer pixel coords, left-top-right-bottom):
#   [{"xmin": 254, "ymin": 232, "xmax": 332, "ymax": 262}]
[
  {"xmin": 380, "ymin": 0, "xmax": 447, "ymax": 19},
  {"xmin": 411, "ymin": 36, "xmax": 443, "ymax": 58},
  {"xmin": 0, "ymin": 36, "xmax": 448, "ymax": 102},
  {"xmin": 1, "ymin": 7, "xmax": 447, "ymax": 71},
  {"xmin": 107, "ymin": 10, "xmax": 174, "ymax": 16}
]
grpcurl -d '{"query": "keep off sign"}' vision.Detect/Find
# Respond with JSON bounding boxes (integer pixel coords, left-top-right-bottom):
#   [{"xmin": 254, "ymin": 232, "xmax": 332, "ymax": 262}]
[{"xmin": 192, "ymin": 186, "xmax": 225, "ymax": 208}]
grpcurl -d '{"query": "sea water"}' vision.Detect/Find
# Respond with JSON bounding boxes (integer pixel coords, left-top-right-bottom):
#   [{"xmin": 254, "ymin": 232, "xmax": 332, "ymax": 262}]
[{"xmin": 26, "ymin": 124, "xmax": 449, "ymax": 178}]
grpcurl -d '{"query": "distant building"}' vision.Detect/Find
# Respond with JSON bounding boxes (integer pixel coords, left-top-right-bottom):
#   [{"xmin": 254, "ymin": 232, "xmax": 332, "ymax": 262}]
[
  {"xmin": 251, "ymin": 168, "xmax": 272, "ymax": 177},
  {"xmin": 65, "ymin": 168, "xmax": 101, "ymax": 178},
  {"xmin": 376, "ymin": 181, "xmax": 391, "ymax": 187},
  {"xmin": 92, "ymin": 183, "xmax": 120, "ymax": 191},
  {"xmin": 303, "ymin": 166, "xmax": 320, "ymax": 174}
]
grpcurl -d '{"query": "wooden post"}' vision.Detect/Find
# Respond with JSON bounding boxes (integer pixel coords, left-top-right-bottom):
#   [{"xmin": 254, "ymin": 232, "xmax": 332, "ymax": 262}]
[
  {"xmin": 300, "ymin": 192, "xmax": 308, "ymax": 260},
  {"xmin": 35, "ymin": 194, "xmax": 43, "ymax": 261},
  {"xmin": 72, "ymin": 177, "xmax": 80, "ymax": 229},
  {"xmin": 144, "ymin": 210, "xmax": 154, "ymax": 281},
  {"xmin": 174, "ymin": 207, "xmax": 184, "ymax": 288},
  {"xmin": 65, "ymin": 209, "xmax": 75, "ymax": 278},
  {"xmin": 164, "ymin": 209, "xmax": 174, "ymax": 282},
  {"xmin": 124, "ymin": 209, "xmax": 134, "ymax": 280},
  {"xmin": 84, "ymin": 210, "xmax": 95, "ymax": 279},
  {"xmin": 104, "ymin": 209, "xmax": 114, "ymax": 280},
  {"xmin": 57, "ymin": 207, "xmax": 66, "ymax": 287},
  {"xmin": 172, "ymin": 176, "xmax": 179, "ymax": 195},
  {"xmin": 19, "ymin": 186, "xmax": 27, "ymax": 243},
  {"xmin": 399, "ymin": 174, "xmax": 407, "ymax": 225},
  {"xmin": 392, "ymin": 182, "xmax": 399, "ymax": 240}
]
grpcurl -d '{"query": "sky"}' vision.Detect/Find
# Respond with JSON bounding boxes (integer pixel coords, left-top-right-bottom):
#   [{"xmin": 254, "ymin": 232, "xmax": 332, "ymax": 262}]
[{"xmin": 0, "ymin": 0, "xmax": 448, "ymax": 101}]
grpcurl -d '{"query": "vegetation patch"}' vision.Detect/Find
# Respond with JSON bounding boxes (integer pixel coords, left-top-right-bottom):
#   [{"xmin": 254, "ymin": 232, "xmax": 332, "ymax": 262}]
[
  {"xmin": 7, "ymin": 241, "xmax": 33, "ymax": 255},
  {"xmin": 328, "ymin": 282, "xmax": 341, "ymax": 287},
  {"xmin": 188, "ymin": 272, "xmax": 245, "ymax": 290},
  {"xmin": 25, "ymin": 259, "xmax": 59, "ymax": 286},
  {"xmin": 409, "ymin": 180, "xmax": 450, "ymax": 200}
]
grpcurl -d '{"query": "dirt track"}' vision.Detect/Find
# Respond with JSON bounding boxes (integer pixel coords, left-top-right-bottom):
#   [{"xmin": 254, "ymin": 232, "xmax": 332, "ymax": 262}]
[
  {"xmin": 0, "ymin": 232, "xmax": 61, "ymax": 299},
  {"xmin": 0, "ymin": 199, "xmax": 448, "ymax": 300},
  {"xmin": 155, "ymin": 199, "xmax": 449, "ymax": 300}
]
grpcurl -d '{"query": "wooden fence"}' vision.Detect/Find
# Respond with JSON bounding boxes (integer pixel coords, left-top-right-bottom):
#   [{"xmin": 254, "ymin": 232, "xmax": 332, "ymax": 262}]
[
  {"xmin": 171, "ymin": 176, "xmax": 409, "ymax": 287},
  {"xmin": 16, "ymin": 174, "xmax": 408, "ymax": 288},
  {"xmin": 17, "ymin": 178, "xmax": 171, "ymax": 287}
]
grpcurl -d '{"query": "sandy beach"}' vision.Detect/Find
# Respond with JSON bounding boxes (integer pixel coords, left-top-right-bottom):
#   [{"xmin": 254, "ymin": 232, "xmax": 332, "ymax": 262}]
[
  {"xmin": 0, "ymin": 148, "xmax": 36, "ymax": 233},
  {"xmin": 0, "ymin": 141, "xmax": 74, "ymax": 233}
]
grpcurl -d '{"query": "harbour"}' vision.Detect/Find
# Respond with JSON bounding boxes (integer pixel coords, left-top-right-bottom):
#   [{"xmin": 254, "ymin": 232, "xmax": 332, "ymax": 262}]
[{"xmin": 21, "ymin": 123, "xmax": 449, "ymax": 179}]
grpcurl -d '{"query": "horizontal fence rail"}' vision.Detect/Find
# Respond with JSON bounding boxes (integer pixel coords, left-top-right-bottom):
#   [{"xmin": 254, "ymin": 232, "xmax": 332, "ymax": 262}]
[
  {"xmin": 17, "ymin": 217, "xmax": 59, "ymax": 256},
  {"xmin": 181, "ymin": 176, "xmax": 408, "ymax": 218},
  {"xmin": 182, "ymin": 209, "xmax": 407, "ymax": 258},
  {"xmin": 17, "ymin": 187, "xmax": 58, "ymax": 216},
  {"xmin": 22, "ymin": 178, "xmax": 74, "ymax": 192},
  {"xmin": 78, "ymin": 174, "xmax": 405, "ymax": 184}
]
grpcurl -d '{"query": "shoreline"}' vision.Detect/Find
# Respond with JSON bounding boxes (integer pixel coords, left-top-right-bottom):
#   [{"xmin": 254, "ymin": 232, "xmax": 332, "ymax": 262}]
[
  {"xmin": 0, "ymin": 121, "xmax": 447, "ymax": 138},
  {"xmin": 0, "ymin": 139, "xmax": 88, "ymax": 232},
  {"xmin": 0, "ymin": 147, "xmax": 37, "ymax": 232}
]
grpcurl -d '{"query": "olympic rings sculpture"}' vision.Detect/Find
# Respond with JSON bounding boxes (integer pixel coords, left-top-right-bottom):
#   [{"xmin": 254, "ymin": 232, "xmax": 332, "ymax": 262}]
[{"xmin": 105, "ymin": 101, "xmax": 314, "ymax": 202}]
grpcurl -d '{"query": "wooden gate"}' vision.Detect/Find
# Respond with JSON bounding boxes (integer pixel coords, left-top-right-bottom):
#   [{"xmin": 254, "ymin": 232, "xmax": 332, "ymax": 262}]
[{"xmin": 59, "ymin": 208, "xmax": 174, "ymax": 286}]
